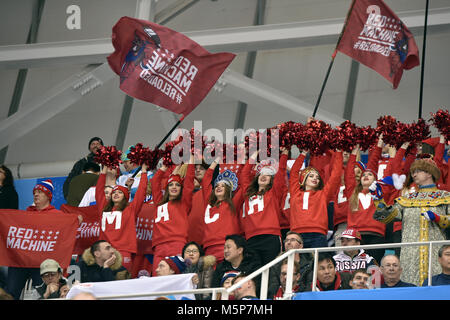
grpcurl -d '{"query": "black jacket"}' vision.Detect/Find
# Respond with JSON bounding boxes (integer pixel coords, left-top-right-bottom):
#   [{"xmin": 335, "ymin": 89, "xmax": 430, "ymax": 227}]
[
  {"xmin": 76, "ymin": 247, "xmax": 130, "ymax": 283},
  {"xmin": 0, "ymin": 185, "xmax": 18, "ymax": 209},
  {"xmin": 211, "ymin": 249, "xmax": 262, "ymax": 289},
  {"xmin": 63, "ymin": 153, "xmax": 96, "ymax": 199}
]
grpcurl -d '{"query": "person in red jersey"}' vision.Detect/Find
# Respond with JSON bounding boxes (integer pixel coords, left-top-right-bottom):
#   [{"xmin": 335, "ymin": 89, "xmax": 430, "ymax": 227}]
[
  {"xmin": 240, "ymin": 147, "xmax": 289, "ymax": 266},
  {"xmin": 289, "ymin": 148, "xmax": 343, "ymax": 248},
  {"xmin": 346, "ymin": 138, "xmax": 388, "ymax": 264},
  {"xmin": 151, "ymin": 155, "xmax": 195, "ymax": 275},
  {"xmin": 201, "ymin": 157, "xmax": 243, "ymax": 264},
  {"xmin": 96, "ymin": 163, "xmax": 148, "ymax": 272}
]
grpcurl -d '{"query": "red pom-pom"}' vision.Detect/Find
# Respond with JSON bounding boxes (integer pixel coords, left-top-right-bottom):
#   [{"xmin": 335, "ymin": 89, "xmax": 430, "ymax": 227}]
[
  {"xmin": 429, "ymin": 109, "xmax": 450, "ymax": 141},
  {"xmin": 128, "ymin": 143, "xmax": 162, "ymax": 170},
  {"xmin": 376, "ymin": 115, "xmax": 398, "ymax": 147},
  {"xmin": 329, "ymin": 120, "xmax": 358, "ymax": 152},
  {"xmin": 406, "ymin": 118, "xmax": 431, "ymax": 147},
  {"xmin": 189, "ymin": 128, "xmax": 206, "ymax": 160},
  {"xmin": 356, "ymin": 126, "xmax": 378, "ymax": 151},
  {"xmin": 303, "ymin": 120, "xmax": 333, "ymax": 155},
  {"xmin": 94, "ymin": 146, "xmax": 122, "ymax": 169}
]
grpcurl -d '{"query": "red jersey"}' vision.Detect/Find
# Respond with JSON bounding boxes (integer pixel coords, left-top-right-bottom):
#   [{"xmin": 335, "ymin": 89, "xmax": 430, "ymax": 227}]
[
  {"xmin": 96, "ymin": 172, "xmax": 148, "ymax": 253},
  {"xmin": 136, "ymin": 201, "xmax": 156, "ymax": 255},
  {"xmin": 280, "ymin": 191, "xmax": 291, "ymax": 230},
  {"xmin": 187, "ymin": 190, "xmax": 205, "ymax": 245},
  {"xmin": 333, "ymin": 182, "xmax": 349, "ymax": 228},
  {"xmin": 345, "ymin": 154, "xmax": 386, "ymax": 236},
  {"xmin": 200, "ymin": 168, "xmax": 243, "ymax": 248},
  {"xmin": 151, "ymin": 164, "xmax": 195, "ymax": 248},
  {"xmin": 239, "ymin": 154, "xmax": 288, "ymax": 239},
  {"xmin": 289, "ymin": 151, "xmax": 343, "ymax": 235}
]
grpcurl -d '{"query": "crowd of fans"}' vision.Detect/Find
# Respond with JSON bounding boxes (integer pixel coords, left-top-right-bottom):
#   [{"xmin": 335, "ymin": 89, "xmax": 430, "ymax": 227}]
[{"xmin": 0, "ymin": 127, "xmax": 449, "ymax": 300}]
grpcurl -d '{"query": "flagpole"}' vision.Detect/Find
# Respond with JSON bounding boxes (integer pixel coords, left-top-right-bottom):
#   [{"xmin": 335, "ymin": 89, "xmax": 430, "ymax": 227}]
[
  {"xmin": 418, "ymin": 0, "xmax": 429, "ymax": 119},
  {"xmin": 132, "ymin": 114, "xmax": 185, "ymax": 177},
  {"xmin": 312, "ymin": 0, "xmax": 356, "ymax": 118},
  {"xmin": 313, "ymin": 51, "xmax": 337, "ymax": 118}
]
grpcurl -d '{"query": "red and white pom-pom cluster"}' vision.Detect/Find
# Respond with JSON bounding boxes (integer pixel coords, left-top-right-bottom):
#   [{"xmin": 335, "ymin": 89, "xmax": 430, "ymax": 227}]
[{"xmin": 95, "ymin": 109, "xmax": 448, "ymax": 166}]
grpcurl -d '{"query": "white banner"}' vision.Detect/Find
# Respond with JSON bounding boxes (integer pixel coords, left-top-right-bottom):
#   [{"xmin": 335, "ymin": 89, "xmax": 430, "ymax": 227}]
[{"xmin": 66, "ymin": 273, "xmax": 197, "ymax": 300}]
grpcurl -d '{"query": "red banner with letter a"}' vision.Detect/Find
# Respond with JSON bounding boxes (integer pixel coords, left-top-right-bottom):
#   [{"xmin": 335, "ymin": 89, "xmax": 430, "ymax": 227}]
[
  {"xmin": 0, "ymin": 210, "xmax": 78, "ymax": 268},
  {"xmin": 107, "ymin": 16, "xmax": 236, "ymax": 116},
  {"xmin": 336, "ymin": 0, "xmax": 419, "ymax": 89}
]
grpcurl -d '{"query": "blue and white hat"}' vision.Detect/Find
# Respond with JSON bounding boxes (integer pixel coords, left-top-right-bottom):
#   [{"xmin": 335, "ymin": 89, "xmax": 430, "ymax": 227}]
[
  {"xmin": 121, "ymin": 145, "xmax": 135, "ymax": 162},
  {"xmin": 214, "ymin": 170, "xmax": 238, "ymax": 192},
  {"xmin": 33, "ymin": 179, "xmax": 54, "ymax": 201}
]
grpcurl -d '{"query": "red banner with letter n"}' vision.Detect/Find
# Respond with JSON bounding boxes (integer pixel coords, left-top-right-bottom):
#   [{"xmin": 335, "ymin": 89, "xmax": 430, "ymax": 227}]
[
  {"xmin": 107, "ymin": 16, "xmax": 236, "ymax": 116},
  {"xmin": 336, "ymin": 0, "xmax": 420, "ymax": 89},
  {"xmin": 0, "ymin": 210, "xmax": 79, "ymax": 268},
  {"xmin": 60, "ymin": 204, "xmax": 100, "ymax": 255}
]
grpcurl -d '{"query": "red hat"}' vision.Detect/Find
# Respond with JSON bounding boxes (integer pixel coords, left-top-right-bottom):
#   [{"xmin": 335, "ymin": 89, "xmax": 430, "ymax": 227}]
[
  {"xmin": 339, "ymin": 228, "xmax": 362, "ymax": 241},
  {"xmin": 33, "ymin": 179, "xmax": 54, "ymax": 202},
  {"xmin": 111, "ymin": 185, "xmax": 130, "ymax": 201},
  {"xmin": 163, "ymin": 256, "xmax": 186, "ymax": 274},
  {"xmin": 166, "ymin": 174, "xmax": 183, "ymax": 188}
]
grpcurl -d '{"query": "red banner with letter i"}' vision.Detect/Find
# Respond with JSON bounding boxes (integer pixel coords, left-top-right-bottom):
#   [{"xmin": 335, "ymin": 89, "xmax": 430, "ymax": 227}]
[{"xmin": 336, "ymin": 0, "xmax": 420, "ymax": 89}]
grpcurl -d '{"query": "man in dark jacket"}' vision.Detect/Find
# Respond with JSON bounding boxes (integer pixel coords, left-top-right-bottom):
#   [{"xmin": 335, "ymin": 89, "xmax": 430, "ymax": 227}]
[
  {"xmin": 76, "ymin": 240, "xmax": 129, "ymax": 283},
  {"xmin": 63, "ymin": 137, "xmax": 103, "ymax": 200},
  {"xmin": 211, "ymin": 234, "xmax": 262, "ymax": 289},
  {"xmin": 300, "ymin": 252, "xmax": 352, "ymax": 292}
]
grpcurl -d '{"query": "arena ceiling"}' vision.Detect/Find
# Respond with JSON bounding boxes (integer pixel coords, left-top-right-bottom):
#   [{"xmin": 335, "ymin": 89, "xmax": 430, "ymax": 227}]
[{"xmin": 1, "ymin": 0, "xmax": 449, "ymax": 178}]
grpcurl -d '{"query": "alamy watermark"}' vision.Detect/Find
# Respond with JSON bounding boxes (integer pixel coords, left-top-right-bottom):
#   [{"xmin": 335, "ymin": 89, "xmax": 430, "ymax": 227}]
[{"xmin": 169, "ymin": 121, "xmax": 280, "ymax": 166}]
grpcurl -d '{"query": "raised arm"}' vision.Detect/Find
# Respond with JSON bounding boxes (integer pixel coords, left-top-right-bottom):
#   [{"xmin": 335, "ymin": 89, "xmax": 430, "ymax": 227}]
[
  {"xmin": 181, "ymin": 156, "xmax": 196, "ymax": 211},
  {"xmin": 272, "ymin": 147, "xmax": 289, "ymax": 199},
  {"xmin": 241, "ymin": 150, "xmax": 258, "ymax": 194},
  {"xmin": 366, "ymin": 135, "xmax": 383, "ymax": 173},
  {"xmin": 95, "ymin": 166, "xmax": 109, "ymax": 210},
  {"xmin": 151, "ymin": 165, "xmax": 167, "ymax": 204},
  {"xmin": 201, "ymin": 158, "xmax": 218, "ymax": 203},
  {"xmin": 344, "ymin": 145, "xmax": 359, "ymax": 197},
  {"xmin": 129, "ymin": 164, "xmax": 149, "ymax": 217},
  {"xmin": 289, "ymin": 150, "xmax": 307, "ymax": 196},
  {"xmin": 323, "ymin": 150, "xmax": 343, "ymax": 200}
]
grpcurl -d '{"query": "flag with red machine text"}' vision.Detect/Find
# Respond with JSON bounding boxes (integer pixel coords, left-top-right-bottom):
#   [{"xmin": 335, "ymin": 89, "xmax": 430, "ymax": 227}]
[
  {"xmin": 0, "ymin": 210, "xmax": 78, "ymax": 268},
  {"xmin": 107, "ymin": 16, "xmax": 236, "ymax": 116},
  {"xmin": 336, "ymin": 0, "xmax": 420, "ymax": 89}
]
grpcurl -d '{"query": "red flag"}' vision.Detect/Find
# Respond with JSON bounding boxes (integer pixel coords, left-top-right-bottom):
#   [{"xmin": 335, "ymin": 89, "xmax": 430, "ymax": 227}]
[
  {"xmin": 107, "ymin": 16, "xmax": 236, "ymax": 116},
  {"xmin": 135, "ymin": 202, "xmax": 155, "ymax": 255},
  {"xmin": 336, "ymin": 0, "xmax": 420, "ymax": 89},
  {"xmin": 60, "ymin": 204, "xmax": 100, "ymax": 255},
  {"xmin": 61, "ymin": 203, "xmax": 156, "ymax": 256},
  {"xmin": 0, "ymin": 210, "xmax": 78, "ymax": 268}
]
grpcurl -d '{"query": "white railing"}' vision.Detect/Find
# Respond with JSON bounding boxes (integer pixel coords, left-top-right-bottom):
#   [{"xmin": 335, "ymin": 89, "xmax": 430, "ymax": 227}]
[
  {"xmin": 224, "ymin": 240, "xmax": 450, "ymax": 301},
  {"xmin": 48, "ymin": 240, "xmax": 450, "ymax": 300}
]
